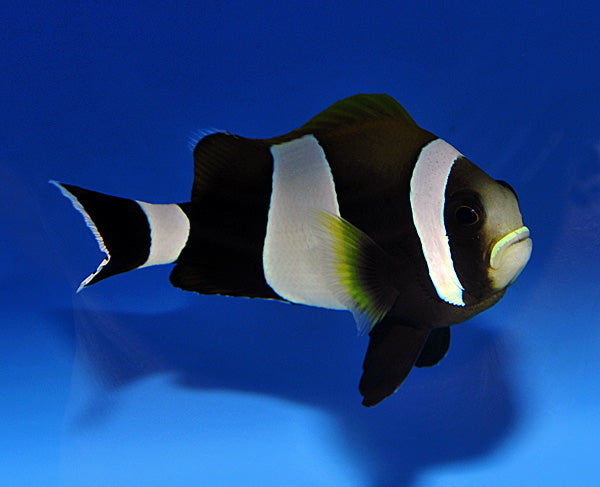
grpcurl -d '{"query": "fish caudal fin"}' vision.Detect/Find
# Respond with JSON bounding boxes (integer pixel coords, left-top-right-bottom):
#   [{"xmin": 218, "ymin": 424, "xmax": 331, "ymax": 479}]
[{"xmin": 51, "ymin": 181, "xmax": 190, "ymax": 291}]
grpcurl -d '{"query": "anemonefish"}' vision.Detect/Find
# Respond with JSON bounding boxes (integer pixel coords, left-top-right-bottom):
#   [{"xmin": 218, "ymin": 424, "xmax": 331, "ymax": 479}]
[{"xmin": 52, "ymin": 94, "xmax": 532, "ymax": 406}]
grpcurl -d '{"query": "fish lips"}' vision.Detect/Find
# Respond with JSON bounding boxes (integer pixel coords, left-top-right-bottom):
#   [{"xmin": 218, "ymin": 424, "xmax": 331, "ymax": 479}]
[{"xmin": 488, "ymin": 226, "xmax": 532, "ymax": 289}]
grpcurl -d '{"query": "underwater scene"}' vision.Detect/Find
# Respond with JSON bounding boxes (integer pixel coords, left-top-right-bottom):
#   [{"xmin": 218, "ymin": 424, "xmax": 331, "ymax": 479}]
[{"xmin": 2, "ymin": 1, "xmax": 599, "ymax": 486}]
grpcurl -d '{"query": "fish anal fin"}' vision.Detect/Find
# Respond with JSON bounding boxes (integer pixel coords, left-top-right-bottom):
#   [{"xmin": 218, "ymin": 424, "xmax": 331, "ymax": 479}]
[
  {"xmin": 169, "ymin": 263, "xmax": 281, "ymax": 301},
  {"xmin": 359, "ymin": 318, "xmax": 430, "ymax": 407},
  {"xmin": 415, "ymin": 326, "xmax": 451, "ymax": 368}
]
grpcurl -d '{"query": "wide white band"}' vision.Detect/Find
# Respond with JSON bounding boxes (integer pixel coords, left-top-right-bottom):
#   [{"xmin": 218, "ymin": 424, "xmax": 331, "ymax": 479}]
[
  {"xmin": 263, "ymin": 135, "xmax": 345, "ymax": 309},
  {"xmin": 136, "ymin": 202, "xmax": 190, "ymax": 268},
  {"xmin": 410, "ymin": 138, "xmax": 465, "ymax": 306}
]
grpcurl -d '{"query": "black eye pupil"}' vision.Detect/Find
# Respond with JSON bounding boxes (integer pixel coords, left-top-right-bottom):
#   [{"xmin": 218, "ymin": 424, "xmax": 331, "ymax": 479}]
[{"xmin": 456, "ymin": 206, "xmax": 479, "ymax": 225}]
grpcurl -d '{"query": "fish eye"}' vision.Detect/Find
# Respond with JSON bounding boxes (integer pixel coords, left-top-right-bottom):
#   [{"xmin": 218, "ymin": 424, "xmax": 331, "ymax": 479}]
[{"xmin": 455, "ymin": 205, "xmax": 480, "ymax": 226}]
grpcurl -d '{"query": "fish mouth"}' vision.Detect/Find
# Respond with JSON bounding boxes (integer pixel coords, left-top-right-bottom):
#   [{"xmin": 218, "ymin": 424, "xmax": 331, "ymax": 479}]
[
  {"xmin": 488, "ymin": 226, "xmax": 532, "ymax": 289},
  {"xmin": 490, "ymin": 226, "xmax": 531, "ymax": 270}
]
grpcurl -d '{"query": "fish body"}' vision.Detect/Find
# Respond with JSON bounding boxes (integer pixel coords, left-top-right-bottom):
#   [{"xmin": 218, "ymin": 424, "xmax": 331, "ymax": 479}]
[{"xmin": 53, "ymin": 94, "xmax": 532, "ymax": 406}]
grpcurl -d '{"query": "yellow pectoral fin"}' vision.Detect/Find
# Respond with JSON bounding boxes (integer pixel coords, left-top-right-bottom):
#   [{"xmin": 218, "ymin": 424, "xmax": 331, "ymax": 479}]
[{"xmin": 314, "ymin": 211, "xmax": 398, "ymax": 334}]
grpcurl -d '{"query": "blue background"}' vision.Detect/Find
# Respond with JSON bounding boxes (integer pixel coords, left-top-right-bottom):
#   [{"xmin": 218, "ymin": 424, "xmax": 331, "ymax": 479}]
[{"xmin": 2, "ymin": 1, "xmax": 599, "ymax": 485}]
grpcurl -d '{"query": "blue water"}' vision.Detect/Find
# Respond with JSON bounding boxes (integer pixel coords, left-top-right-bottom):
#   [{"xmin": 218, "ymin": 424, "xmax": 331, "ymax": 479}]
[{"xmin": 2, "ymin": 1, "xmax": 599, "ymax": 485}]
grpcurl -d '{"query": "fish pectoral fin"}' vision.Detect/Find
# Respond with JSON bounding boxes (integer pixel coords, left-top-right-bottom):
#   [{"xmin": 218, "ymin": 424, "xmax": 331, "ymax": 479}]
[
  {"xmin": 314, "ymin": 211, "xmax": 399, "ymax": 335},
  {"xmin": 359, "ymin": 318, "xmax": 431, "ymax": 407},
  {"xmin": 415, "ymin": 326, "xmax": 451, "ymax": 368}
]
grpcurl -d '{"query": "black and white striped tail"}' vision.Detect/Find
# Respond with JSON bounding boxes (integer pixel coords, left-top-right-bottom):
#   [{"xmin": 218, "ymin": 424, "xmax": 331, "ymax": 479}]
[{"xmin": 51, "ymin": 181, "xmax": 190, "ymax": 292}]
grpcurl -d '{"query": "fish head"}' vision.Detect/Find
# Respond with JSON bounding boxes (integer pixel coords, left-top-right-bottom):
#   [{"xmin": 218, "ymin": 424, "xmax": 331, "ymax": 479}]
[
  {"xmin": 443, "ymin": 158, "xmax": 532, "ymax": 302},
  {"xmin": 481, "ymin": 180, "xmax": 532, "ymax": 291}
]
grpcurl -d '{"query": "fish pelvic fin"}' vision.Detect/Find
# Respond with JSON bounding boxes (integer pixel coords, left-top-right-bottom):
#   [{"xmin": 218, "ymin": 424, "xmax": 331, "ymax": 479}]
[{"xmin": 360, "ymin": 318, "xmax": 431, "ymax": 407}]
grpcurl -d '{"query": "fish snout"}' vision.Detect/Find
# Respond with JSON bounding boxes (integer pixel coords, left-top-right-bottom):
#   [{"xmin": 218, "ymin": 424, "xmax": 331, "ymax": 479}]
[{"xmin": 488, "ymin": 226, "xmax": 532, "ymax": 290}]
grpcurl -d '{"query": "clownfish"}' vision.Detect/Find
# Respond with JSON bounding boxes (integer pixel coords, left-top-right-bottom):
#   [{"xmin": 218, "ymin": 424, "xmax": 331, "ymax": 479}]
[{"xmin": 52, "ymin": 94, "xmax": 532, "ymax": 406}]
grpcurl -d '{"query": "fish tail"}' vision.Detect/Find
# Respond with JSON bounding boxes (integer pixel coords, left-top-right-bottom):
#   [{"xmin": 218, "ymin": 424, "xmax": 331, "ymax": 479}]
[{"xmin": 51, "ymin": 181, "xmax": 190, "ymax": 292}]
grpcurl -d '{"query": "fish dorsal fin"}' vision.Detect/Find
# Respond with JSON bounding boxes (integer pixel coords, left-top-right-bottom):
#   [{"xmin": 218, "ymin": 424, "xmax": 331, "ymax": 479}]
[
  {"xmin": 191, "ymin": 131, "xmax": 271, "ymax": 202},
  {"xmin": 298, "ymin": 93, "xmax": 417, "ymax": 134},
  {"xmin": 315, "ymin": 212, "xmax": 399, "ymax": 334}
]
